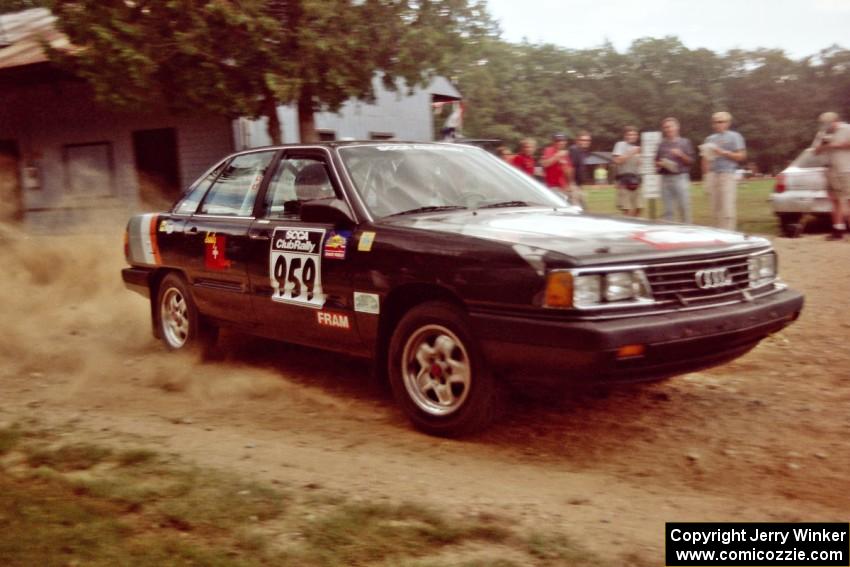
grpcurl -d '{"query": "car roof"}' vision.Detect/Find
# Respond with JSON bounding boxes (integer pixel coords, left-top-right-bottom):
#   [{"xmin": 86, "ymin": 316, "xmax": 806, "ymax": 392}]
[{"xmin": 234, "ymin": 140, "xmax": 476, "ymax": 152}]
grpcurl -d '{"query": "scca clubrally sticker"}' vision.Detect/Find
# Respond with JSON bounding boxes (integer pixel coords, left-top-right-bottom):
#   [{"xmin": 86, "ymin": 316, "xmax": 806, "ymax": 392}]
[{"xmin": 270, "ymin": 227, "xmax": 326, "ymax": 308}]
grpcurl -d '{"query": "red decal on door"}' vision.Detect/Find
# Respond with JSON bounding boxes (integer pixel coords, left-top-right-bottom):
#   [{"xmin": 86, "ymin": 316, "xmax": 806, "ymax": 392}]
[{"xmin": 204, "ymin": 232, "xmax": 232, "ymax": 270}]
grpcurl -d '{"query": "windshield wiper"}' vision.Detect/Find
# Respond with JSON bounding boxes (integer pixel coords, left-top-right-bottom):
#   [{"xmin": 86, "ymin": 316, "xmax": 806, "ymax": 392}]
[
  {"xmin": 387, "ymin": 205, "xmax": 467, "ymax": 217},
  {"xmin": 477, "ymin": 200, "xmax": 529, "ymax": 209}
]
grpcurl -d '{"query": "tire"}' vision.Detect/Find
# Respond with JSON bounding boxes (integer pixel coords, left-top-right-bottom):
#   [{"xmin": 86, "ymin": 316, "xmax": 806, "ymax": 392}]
[
  {"xmin": 387, "ymin": 301, "xmax": 500, "ymax": 436},
  {"xmin": 777, "ymin": 213, "xmax": 803, "ymax": 238},
  {"xmin": 155, "ymin": 273, "xmax": 218, "ymax": 354}
]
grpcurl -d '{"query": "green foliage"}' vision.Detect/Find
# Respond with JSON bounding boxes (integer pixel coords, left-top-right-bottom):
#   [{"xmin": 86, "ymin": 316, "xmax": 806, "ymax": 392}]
[{"xmin": 46, "ymin": 0, "xmax": 494, "ymax": 142}]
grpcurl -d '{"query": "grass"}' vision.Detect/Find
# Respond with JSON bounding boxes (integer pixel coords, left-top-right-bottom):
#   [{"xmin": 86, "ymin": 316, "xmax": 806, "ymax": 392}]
[
  {"xmin": 584, "ymin": 178, "xmax": 779, "ymax": 235},
  {"xmin": 0, "ymin": 424, "xmax": 632, "ymax": 566}
]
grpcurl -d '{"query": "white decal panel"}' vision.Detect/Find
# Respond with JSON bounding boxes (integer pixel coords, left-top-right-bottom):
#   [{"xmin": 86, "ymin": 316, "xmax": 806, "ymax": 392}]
[{"xmin": 270, "ymin": 227, "xmax": 326, "ymax": 308}]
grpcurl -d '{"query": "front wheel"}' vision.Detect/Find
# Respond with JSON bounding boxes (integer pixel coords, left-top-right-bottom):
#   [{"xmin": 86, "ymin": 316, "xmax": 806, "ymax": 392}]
[
  {"xmin": 156, "ymin": 273, "xmax": 217, "ymax": 354},
  {"xmin": 388, "ymin": 301, "xmax": 500, "ymax": 436}
]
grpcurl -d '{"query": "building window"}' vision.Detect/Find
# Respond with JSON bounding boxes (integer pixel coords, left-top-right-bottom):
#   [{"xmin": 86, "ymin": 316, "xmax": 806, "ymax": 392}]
[
  {"xmin": 317, "ymin": 130, "xmax": 336, "ymax": 142},
  {"xmin": 63, "ymin": 142, "xmax": 115, "ymax": 197},
  {"xmin": 369, "ymin": 132, "xmax": 395, "ymax": 141}
]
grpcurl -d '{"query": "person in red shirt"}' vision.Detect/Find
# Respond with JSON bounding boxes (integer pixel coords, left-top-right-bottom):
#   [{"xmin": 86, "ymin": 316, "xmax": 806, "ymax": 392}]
[
  {"xmin": 540, "ymin": 133, "xmax": 573, "ymax": 197},
  {"xmin": 512, "ymin": 138, "xmax": 537, "ymax": 175}
]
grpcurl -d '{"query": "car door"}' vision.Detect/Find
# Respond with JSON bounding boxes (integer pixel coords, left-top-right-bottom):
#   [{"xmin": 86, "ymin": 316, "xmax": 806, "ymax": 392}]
[
  {"xmin": 246, "ymin": 150, "xmax": 365, "ymax": 354},
  {"xmin": 186, "ymin": 150, "xmax": 277, "ymax": 324}
]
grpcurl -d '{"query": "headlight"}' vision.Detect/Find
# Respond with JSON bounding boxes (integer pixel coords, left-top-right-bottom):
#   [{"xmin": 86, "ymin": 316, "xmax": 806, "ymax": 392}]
[
  {"xmin": 544, "ymin": 270, "xmax": 652, "ymax": 309},
  {"xmin": 748, "ymin": 253, "xmax": 776, "ymax": 287}
]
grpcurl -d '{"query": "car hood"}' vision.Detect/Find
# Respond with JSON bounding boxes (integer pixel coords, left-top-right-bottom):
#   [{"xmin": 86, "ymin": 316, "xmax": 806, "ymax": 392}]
[{"xmin": 382, "ymin": 208, "xmax": 766, "ymax": 263}]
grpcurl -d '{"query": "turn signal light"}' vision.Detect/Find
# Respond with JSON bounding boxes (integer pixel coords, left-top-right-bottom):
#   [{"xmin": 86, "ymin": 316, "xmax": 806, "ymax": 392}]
[
  {"xmin": 774, "ymin": 173, "xmax": 786, "ymax": 193},
  {"xmin": 616, "ymin": 344, "xmax": 645, "ymax": 359},
  {"xmin": 544, "ymin": 272, "xmax": 573, "ymax": 308}
]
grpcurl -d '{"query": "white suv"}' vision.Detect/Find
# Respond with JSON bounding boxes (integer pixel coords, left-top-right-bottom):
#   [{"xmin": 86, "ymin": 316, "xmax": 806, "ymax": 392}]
[{"xmin": 770, "ymin": 148, "xmax": 831, "ymax": 237}]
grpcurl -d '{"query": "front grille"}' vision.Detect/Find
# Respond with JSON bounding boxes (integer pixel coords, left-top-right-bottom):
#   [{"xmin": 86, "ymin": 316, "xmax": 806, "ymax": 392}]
[{"xmin": 645, "ymin": 254, "xmax": 756, "ymax": 307}]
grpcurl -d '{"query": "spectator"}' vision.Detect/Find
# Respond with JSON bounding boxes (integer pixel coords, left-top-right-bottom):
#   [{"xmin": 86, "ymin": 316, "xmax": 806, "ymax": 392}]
[
  {"xmin": 512, "ymin": 138, "xmax": 537, "ymax": 176},
  {"xmin": 701, "ymin": 111, "xmax": 746, "ymax": 230},
  {"xmin": 813, "ymin": 112, "xmax": 850, "ymax": 240},
  {"xmin": 541, "ymin": 133, "xmax": 573, "ymax": 199},
  {"xmin": 568, "ymin": 130, "xmax": 592, "ymax": 209},
  {"xmin": 497, "ymin": 145, "xmax": 514, "ymax": 163},
  {"xmin": 612, "ymin": 126, "xmax": 643, "ymax": 217},
  {"xmin": 655, "ymin": 117, "xmax": 695, "ymax": 223}
]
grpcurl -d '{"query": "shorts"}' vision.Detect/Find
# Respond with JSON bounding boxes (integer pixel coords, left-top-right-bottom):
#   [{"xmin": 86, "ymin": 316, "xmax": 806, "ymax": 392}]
[
  {"xmin": 827, "ymin": 171, "xmax": 850, "ymax": 198},
  {"xmin": 616, "ymin": 185, "xmax": 644, "ymax": 211}
]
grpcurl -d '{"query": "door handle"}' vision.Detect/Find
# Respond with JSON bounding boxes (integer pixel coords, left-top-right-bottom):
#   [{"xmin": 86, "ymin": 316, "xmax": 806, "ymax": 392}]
[
  {"xmin": 187, "ymin": 225, "xmax": 199, "ymax": 234},
  {"xmin": 249, "ymin": 229, "xmax": 270, "ymax": 240}
]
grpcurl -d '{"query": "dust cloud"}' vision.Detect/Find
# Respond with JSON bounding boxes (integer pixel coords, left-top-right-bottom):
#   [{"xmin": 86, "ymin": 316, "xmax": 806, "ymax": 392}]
[{"xmin": 0, "ymin": 216, "xmax": 285, "ymax": 403}]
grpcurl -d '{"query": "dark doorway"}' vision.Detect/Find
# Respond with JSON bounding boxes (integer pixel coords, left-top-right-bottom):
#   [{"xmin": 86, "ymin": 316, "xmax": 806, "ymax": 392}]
[
  {"xmin": 132, "ymin": 128, "xmax": 180, "ymax": 207},
  {"xmin": 0, "ymin": 140, "xmax": 22, "ymax": 221}
]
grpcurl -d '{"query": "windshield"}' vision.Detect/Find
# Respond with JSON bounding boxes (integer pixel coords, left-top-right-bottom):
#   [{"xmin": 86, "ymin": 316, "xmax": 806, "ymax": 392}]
[{"xmin": 338, "ymin": 144, "xmax": 566, "ymax": 218}]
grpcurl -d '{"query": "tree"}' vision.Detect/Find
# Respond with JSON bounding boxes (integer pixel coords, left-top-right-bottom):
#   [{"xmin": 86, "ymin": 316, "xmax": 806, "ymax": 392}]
[{"xmin": 47, "ymin": 0, "xmax": 493, "ymax": 143}]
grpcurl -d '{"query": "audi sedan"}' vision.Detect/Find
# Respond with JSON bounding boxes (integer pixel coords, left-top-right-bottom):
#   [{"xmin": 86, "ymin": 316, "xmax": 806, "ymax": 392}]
[{"xmin": 122, "ymin": 141, "xmax": 803, "ymax": 436}]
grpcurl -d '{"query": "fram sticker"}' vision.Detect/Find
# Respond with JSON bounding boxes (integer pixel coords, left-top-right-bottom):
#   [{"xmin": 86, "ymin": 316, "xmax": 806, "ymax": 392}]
[
  {"xmin": 353, "ymin": 292, "xmax": 380, "ymax": 314},
  {"xmin": 316, "ymin": 311, "xmax": 350, "ymax": 330},
  {"xmin": 324, "ymin": 230, "xmax": 350, "ymax": 260},
  {"xmin": 270, "ymin": 227, "xmax": 326, "ymax": 308},
  {"xmin": 204, "ymin": 232, "xmax": 231, "ymax": 270},
  {"xmin": 358, "ymin": 231, "xmax": 376, "ymax": 252}
]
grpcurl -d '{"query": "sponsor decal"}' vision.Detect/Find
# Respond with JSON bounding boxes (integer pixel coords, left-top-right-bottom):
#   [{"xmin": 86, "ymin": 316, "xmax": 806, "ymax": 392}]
[
  {"xmin": 631, "ymin": 229, "xmax": 728, "ymax": 250},
  {"xmin": 158, "ymin": 219, "xmax": 175, "ymax": 234},
  {"xmin": 323, "ymin": 230, "xmax": 350, "ymax": 260},
  {"xmin": 270, "ymin": 227, "xmax": 326, "ymax": 308},
  {"xmin": 316, "ymin": 311, "xmax": 350, "ymax": 330},
  {"xmin": 357, "ymin": 231, "xmax": 376, "ymax": 252},
  {"xmin": 204, "ymin": 232, "xmax": 231, "ymax": 270},
  {"xmin": 353, "ymin": 292, "xmax": 380, "ymax": 314}
]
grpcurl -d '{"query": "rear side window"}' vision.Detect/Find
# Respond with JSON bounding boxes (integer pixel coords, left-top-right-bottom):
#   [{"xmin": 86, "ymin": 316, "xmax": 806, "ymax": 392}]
[
  {"xmin": 792, "ymin": 149, "xmax": 828, "ymax": 169},
  {"xmin": 173, "ymin": 162, "xmax": 225, "ymax": 214},
  {"xmin": 199, "ymin": 151, "xmax": 275, "ymax": 216}
]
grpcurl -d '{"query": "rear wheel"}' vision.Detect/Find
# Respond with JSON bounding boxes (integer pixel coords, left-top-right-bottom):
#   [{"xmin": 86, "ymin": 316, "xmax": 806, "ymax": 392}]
[
  {"xmin": 388, "ymin": 301, "xmax": 500, "ymax": 436},
  {"xmin": 156, "ymin": 273, "xmax": 217, "ymax": 354},
  {"xmin": 777, "ymin": 213, "xmax": 803, "ymax": 238}
]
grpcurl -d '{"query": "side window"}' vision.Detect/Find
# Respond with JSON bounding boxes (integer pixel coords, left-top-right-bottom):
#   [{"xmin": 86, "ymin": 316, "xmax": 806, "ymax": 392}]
[
  {"xmin": 173, "ymin": 162, "xmax": 225, "ymax": 215},
  {"xmin": 264, "ymin": 158, "xmax": 335, "ymax": 218},
  {"xmin": 199, "ymin": 151, "xmax": 275, "ymax": 216}
]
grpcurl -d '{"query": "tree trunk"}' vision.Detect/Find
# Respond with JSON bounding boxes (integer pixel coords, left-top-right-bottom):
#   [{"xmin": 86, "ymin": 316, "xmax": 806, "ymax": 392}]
[
  {"xmin": 297, "ymin": 89, "xmax": 318, "ymax": 143},
  {"xmin": 263, "ymin": 90, "xmax": 282, "ymax": 145}
]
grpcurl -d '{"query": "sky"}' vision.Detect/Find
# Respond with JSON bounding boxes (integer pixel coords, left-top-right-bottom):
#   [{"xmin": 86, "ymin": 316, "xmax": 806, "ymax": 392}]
[{"xmin": 485, "ymin": 0, "xmax": 850, "ymax": 59}]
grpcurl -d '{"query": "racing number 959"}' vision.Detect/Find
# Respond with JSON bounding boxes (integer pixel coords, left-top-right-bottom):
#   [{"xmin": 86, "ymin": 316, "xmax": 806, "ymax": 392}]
[{"xmin": 274, "ymin": 255, "xmax": 317, "ymax": 301}]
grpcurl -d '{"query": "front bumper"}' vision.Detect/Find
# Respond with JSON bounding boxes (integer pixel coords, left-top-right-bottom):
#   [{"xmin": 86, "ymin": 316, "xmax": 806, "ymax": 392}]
[{"xmin": 470, "ymin": 288, "xmax": 804, "ymax": 384}]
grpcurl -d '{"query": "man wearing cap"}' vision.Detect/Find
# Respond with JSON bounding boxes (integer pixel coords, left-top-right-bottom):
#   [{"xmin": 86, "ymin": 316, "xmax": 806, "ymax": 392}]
[
  {"xmin": 813, "ymin": 112, "xmax": 850, "ymax": 240},
  {"xmin": 701, "ymin": 111, "xmax": 746, "ymax": 230},
  {"xmin": 541, "ymin": 133, "xmax": 573, "ymax": 200}
]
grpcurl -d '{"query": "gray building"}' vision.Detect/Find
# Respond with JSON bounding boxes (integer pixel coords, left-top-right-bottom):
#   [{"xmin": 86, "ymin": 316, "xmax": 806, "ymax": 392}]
[{"xmin": 0, "ymin": 8, "xmax": 462, "ymax": 228}]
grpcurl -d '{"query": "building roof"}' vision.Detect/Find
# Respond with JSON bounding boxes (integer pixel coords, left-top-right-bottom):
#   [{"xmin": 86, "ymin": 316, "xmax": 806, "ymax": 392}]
[{"xmin": 0, "ymin": 8, "xmax": 70, "ymax": 71}]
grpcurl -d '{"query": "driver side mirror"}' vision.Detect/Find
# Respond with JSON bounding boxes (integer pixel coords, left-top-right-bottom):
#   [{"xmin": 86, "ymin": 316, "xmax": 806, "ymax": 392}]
[{"xmin": 299, "ymin": 198, "xmax": 356, "ymax": 227}]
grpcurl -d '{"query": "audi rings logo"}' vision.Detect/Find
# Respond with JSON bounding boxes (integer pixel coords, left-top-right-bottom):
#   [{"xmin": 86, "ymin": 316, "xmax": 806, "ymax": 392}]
[{"xmin": 694, "ymin": 267, "xmax": 733, "ymax": 289}]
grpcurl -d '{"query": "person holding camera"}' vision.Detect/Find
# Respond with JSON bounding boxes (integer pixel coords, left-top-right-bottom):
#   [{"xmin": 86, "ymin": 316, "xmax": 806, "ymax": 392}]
[
  {"xmin": 612, "ymin": 126, "xmax": 643, "ymax": 217},
  {"xmin": 813, "ymin": 112, "xmax": 850, "ymax": 241},
  {"xmin": 701, "ymin": 112, "xmax": 747, "ymax": 231},
  {"xmin": 541, "ymin": 133, "xmax": 573, "ymax": 201}
]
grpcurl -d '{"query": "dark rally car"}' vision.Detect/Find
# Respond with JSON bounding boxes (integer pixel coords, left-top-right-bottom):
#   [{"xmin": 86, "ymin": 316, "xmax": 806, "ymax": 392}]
[{"xmin": 122, "ymin": 142, "xmax": 803, "ymax": 436}]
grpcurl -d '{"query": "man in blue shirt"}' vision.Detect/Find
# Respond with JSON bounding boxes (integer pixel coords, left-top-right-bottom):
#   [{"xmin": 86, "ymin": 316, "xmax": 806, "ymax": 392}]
[
  {"xmin": 701, "ymin": 112, "xmax": 746, "ymax": 230},
  {"xmin": 655, "ymin": 117, "xmax": 695, "ymax": 223}
]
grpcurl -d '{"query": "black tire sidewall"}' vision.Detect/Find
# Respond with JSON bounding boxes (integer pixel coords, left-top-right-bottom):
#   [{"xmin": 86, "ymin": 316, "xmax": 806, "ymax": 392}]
[{"xmin": 387, "ymin": 301, "xmax": 498, "ymax": 436}]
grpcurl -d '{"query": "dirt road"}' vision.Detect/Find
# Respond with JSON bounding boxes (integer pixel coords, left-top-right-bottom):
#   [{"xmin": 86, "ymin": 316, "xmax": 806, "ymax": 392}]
[{"xmin": 1, "ymin": 221, "xmax": 848, "ymax": 563}]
